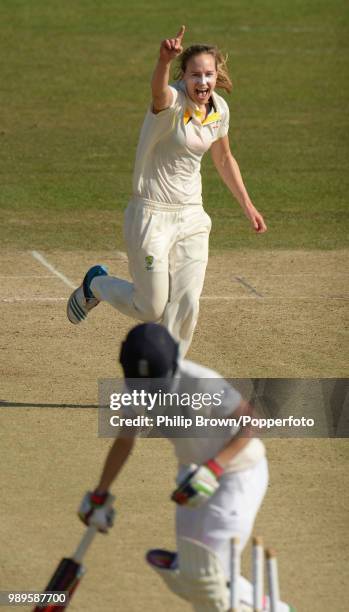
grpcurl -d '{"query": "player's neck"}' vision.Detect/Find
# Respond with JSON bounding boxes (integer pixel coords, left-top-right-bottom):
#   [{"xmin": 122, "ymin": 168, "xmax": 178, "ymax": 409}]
[{"xmin": 199, "ymin": 99, "xmax": 213, "ymax": 119}]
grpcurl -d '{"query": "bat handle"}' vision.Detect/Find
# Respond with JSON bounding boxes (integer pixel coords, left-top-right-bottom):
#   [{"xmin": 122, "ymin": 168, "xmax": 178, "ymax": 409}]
[
  {"xmin": 73, "ymin": 494, "xmax": 115, "ymax": 563},
  {"xmin": 73, "ymin": 526, "xmax": 98, "ymax": 564}
]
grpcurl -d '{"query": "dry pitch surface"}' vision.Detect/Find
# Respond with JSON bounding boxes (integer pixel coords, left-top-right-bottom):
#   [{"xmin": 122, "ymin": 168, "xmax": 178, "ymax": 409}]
[{"xmin": 1, "ymin": 249, "xmax": 348, "ymax": 611}]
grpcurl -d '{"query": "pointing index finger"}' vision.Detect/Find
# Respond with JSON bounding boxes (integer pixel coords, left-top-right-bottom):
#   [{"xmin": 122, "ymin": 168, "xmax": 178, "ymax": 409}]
[{"xmin": 176, "ymin": 25, "xmax": 186, "ymax": 42}]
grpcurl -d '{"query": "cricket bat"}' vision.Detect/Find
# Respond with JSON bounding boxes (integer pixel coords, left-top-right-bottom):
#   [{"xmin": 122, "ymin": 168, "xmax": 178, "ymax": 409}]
[{"xmin": 32, "ymin": 525, "xmax": 98, "ymax": 611}]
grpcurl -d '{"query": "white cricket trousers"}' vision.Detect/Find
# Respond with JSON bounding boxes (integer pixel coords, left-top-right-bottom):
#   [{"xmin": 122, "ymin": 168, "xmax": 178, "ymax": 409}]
[
  {"xmin": 175, "ymin": 457, "xmax": 293, "ymax": 611},
  {"xmin": 91, "ymin": 197, "xmax": 211, "ymax": 356}
]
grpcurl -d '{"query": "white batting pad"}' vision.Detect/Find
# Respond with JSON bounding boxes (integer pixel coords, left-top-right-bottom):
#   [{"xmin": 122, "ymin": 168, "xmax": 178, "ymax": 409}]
[{"xmin": 177, "ymin": 537, "xmax": 230, "ymax": 611}]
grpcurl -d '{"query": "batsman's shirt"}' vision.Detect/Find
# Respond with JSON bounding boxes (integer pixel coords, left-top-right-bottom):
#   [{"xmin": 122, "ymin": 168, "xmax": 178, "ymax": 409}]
[
  {"xmin": 167, "ymin": 360, "xmax": 265, "ymax": 474},
  {"xmin": 132, "ymin": 81, "xmax": 230, "ymax": 205},
  {"xmin": 125, "ymin": 359, "xmax": 265, "ymax": 474}
]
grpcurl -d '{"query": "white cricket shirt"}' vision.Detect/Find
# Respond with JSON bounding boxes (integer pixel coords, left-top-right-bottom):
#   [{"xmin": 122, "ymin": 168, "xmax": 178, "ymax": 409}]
[
  {"xmin": 123, "ymin": 359, "xmax": 265, "ymax": 474},
  {"xmin": 167, "ymin": 360, "xmax": 266, "ymax": 473},
  {"xmin": 132, "ymin": 81, "xmax": 230, "ymax": 205}
]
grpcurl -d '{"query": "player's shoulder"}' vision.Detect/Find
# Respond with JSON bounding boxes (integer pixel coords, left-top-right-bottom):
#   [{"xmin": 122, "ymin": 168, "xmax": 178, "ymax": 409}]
[
  {"xmin": 169, "ymin": 81, "xmax": 186, "ymax": 106},
  {"xmin": 170, "ymin": 80, "xmax": 186, "ymax": 94},
  {"xmin": 178, "ymin": 359, "xmax": 222, "ymax": 379}
]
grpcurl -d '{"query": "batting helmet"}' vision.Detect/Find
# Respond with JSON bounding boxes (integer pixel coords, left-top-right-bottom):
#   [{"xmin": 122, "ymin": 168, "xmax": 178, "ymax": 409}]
[{"xmin": 119, "ymin": 323, "xmax": 179, "ymax": 378}]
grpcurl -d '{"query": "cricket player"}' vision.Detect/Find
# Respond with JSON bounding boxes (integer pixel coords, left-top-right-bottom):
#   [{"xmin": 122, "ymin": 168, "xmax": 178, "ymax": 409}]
[
  {"xmin": 78, "ymin": 324, "xmax": 293, "ymax": 611},
  {"xmin": 67, "ymin": 26, "xmax": 267, "ymax": 356}
]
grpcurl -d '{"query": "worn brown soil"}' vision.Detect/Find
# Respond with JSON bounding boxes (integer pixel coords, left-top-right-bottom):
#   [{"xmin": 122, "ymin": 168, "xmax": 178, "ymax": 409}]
[{"xmin": 0, "ymin": 249, "xmax": 348, "ymax": 611}]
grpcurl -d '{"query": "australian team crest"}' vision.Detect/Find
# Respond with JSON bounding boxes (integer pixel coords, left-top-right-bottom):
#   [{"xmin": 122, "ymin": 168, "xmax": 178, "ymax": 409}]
[{"xmin": 145, "ymin": 255, "xmax": 154, "ymax": 271}]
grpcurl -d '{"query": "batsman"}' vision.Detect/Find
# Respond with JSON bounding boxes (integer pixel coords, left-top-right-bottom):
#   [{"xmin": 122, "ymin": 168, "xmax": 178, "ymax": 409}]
[{"xmin": 78, "ymin": 323, "xmax": 292, "ymax": 611}]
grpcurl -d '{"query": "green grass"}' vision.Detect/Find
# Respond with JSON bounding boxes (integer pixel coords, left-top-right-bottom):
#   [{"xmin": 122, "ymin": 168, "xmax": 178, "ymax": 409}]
[{"xmin": 0, "ymin": 0, "xmax": 348, "ymax": 249}]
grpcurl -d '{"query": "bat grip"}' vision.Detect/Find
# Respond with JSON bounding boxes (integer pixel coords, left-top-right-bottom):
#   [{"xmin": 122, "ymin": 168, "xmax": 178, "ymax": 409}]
[{"xmin": 73, "ymin": 526, "xmax": 98, "ymax": 564}]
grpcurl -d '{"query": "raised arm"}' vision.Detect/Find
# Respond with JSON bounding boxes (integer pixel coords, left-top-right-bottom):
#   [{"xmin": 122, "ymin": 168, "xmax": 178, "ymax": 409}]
[
  {"xmin": 211, "ymin": 135, "xmax": 267, "ymax": 233},
  {"xmin": 151, "ymin": 25, "xmax": 185, "ymax": 113}
]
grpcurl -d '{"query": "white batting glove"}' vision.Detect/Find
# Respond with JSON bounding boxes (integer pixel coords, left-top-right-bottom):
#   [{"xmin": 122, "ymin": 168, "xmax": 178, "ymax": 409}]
[
  {"xmin": 171, "ymin": 460, "xmax": 224, "ymax": 508},
  {"xmin": 78, "ymin": 491, "xmax": 115, "ymax": 533}
]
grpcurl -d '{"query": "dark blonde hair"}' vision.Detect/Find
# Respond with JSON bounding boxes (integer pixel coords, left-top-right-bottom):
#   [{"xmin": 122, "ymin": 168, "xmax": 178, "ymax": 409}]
[{"xmin": 174, "ymin": 44, "xmax": 232, "ymax": 93}]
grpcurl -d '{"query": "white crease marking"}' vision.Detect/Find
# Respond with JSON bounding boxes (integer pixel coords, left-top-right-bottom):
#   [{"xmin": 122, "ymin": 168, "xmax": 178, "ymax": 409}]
[
  {"xmin": 1, "ymin": 296, "xmax": 348, "ymax": 304},
  {"xmin": 31, "ymin": 251, "xmax": 77, "ymax": 289}
]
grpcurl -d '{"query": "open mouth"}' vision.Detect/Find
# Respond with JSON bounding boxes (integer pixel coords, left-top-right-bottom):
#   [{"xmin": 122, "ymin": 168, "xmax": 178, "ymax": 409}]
[{"xmin": 195, "ymin": 88, "xmax": 209, "ymax": 99}]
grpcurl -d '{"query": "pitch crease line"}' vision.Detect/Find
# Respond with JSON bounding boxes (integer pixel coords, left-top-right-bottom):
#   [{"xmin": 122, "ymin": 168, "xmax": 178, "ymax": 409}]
[
  {"xmin": 1, "ymin": 297, "xmax": 67, "ymax": 303},
  {"xmin": 31, "ymin": 251, "xmax": 77, "ymax": 289},
  {"xmin": 0, "ymin": 275, "xmax": 56, "ymax": 279},
  {"xmin": 2, "ymin": 296, "xmax": 349, "ymax": 304}
]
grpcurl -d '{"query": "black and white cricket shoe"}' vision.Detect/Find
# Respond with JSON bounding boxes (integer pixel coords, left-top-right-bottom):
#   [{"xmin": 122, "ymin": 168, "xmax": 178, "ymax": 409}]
[{"xmin": 67, "ymin": 264, "xmax": 108, "ymax": 324}]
